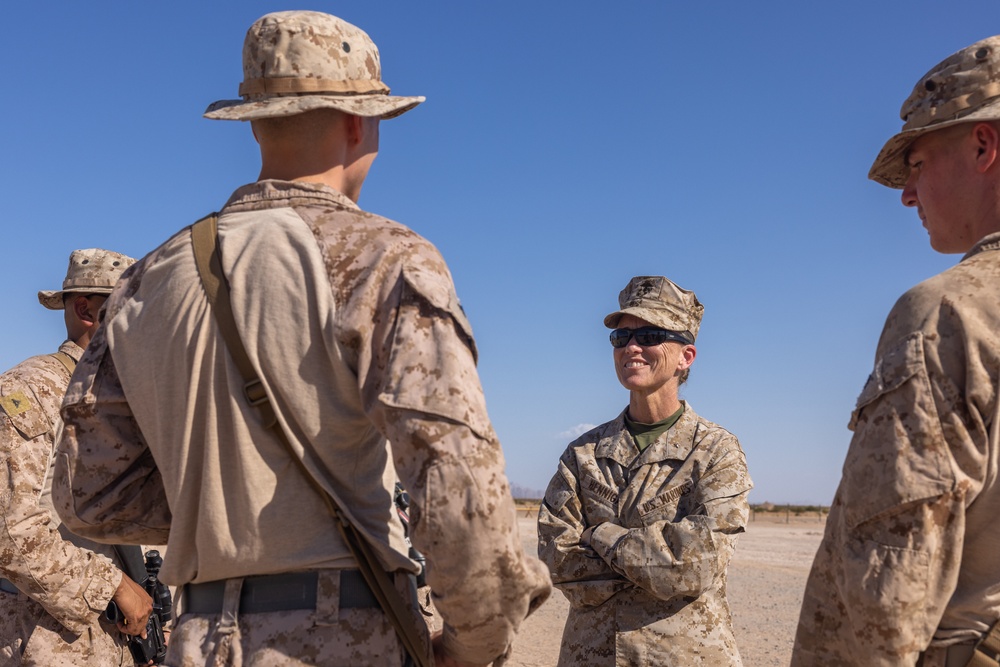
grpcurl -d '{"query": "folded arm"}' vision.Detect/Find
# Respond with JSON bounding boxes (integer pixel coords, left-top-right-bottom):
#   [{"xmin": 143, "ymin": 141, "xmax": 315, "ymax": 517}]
[{"xmin": 537, "ymin": 459, "xmax": 631, "ymax": 609}]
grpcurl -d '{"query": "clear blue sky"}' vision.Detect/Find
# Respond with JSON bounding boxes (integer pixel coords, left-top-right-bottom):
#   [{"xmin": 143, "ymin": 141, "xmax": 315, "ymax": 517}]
[{"xmin": 1, "ymin": 1, "xmax": 993, "ymax": 504}]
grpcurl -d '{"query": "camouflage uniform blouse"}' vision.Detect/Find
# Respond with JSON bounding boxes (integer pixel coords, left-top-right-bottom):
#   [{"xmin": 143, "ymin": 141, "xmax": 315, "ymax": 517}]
[
  {"xmin": 0, "ymin": 341, "xmax": 127, "ymax": 666},
  {"xmin": 792, "ymin": 233, "xmax": 1000, "ymax": 666},
  {"xmin": 538, "ymin": 403, "xmax": 752, "ymax": 666},
  {"xmin": 52, "ymin": 180, "xmax": 550, "ymax": 665}
]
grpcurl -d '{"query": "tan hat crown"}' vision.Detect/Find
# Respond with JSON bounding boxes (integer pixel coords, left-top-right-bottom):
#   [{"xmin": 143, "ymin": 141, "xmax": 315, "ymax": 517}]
[
  {"xmin": 204, "ymin": 11, "xmax": 424, "ymax": 122},
  {"xmin": 870, "ymin": 35, "xmax": 1000, "ymax": 187},
  {"xmin": 899, "ymin": 37, "xmax": 1000, "ymax": 133},
  {"xmin": 603, "ymin": 276, "xmax": 704, "ymax": 342},
  {"xmin": 38, "ymin": 248, "xmax": 136, "ymax": 310}
]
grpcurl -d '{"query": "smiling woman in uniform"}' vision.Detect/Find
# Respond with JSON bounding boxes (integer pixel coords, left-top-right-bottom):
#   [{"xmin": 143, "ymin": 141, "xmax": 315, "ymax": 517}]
[{"xmin": 537, "ymin": 275, "xmax": 753, "ymax": 666}]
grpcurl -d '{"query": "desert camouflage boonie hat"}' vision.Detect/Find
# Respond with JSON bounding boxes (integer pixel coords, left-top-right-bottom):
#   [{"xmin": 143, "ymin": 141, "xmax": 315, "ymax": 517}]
[
  {"xmin": 870, "ymin": 35, "xmax": 1000, "ymax": 188},
  {"xmin": 204, "ymin": 11, "xmax": 424, "ymax": 122},
  {"xmin": 38, "ymin": 248, "xmax": 136, "ymax": 310},
  {"xmin": 604, "ymin": 276, "xmax": 704, "ymax": 343}
]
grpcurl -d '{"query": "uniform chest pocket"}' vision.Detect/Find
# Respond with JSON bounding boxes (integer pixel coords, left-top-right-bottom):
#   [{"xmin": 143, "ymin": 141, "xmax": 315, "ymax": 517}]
[
  {"xmin": 580, "ymin": 473, "xmax": 619, "ymax": 524},
  {"xmin": 842, "ymin": 332, "xmax": 953, "ymax": 528}
]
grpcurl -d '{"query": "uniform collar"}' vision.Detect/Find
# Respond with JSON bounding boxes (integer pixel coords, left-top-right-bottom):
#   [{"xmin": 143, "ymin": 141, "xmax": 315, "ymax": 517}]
[
  {"xmin": 595, "ymin": 401, "xmax": 700, "ymax": 467},
  {"xmin": 963, "ymin": 231, "xmax": 1000, "ymax": 260},
  {"xmin": 58, "ymin": 340, "xmax": 85, "ymax": 363},
  {"xmin": 224, "ymin": 179, "xmax": 361, "ymax": 211},
  {"xmin": 635, "ymin": 401, "xmax": 701, "ymax": 464}
]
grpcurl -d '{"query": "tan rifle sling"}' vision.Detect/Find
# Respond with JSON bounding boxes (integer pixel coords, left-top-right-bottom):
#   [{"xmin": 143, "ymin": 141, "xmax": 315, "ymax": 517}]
[
  {"xmin": 969, "ymin": 619, "xmax": 1000, "ymax": 666},
  {"xmin": 190, "ymin": 214, "xmax": 430, "ymax": 667},
  {"xmin": 50, "ymin": 351, "xmax": 77, "ymax": 377}
]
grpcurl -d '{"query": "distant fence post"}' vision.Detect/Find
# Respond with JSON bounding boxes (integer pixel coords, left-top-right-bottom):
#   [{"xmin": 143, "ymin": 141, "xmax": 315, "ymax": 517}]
[{"xmin": 517, "ymin": 504, "xmax": 539, "ymax": 519}]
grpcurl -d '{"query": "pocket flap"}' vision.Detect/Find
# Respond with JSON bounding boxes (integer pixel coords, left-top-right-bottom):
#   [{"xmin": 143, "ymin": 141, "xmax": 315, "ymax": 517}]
[{"xmin": 841, "ymin": 332, "xmax": 953, "ymax": 528}]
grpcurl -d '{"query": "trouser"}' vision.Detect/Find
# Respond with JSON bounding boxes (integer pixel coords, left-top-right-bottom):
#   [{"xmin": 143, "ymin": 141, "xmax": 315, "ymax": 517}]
[
  {"xmin": 164, "ymin": 569, "xmax": 429, "ymax": 667},
  {"xmin": 0, "ymin": 586, "xmax": 127, "ymax": 667}
]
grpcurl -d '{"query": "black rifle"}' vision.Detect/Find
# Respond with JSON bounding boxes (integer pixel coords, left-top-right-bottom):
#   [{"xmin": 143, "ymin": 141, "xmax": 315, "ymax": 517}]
[
  {"xmin": 106, "ymin": 549, "xmax": 172, "ymax": 664},
  {"xmin": 394, "ymin": 483, "xmax": 427, "ymax": 588}
]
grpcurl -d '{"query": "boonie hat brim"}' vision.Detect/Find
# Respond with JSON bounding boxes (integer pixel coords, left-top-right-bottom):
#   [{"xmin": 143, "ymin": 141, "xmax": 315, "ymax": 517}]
[
  {"xmin": 205, "ymin": 11, "xmax": 424, "ymax": 123},
  {"xmin": 204, "ymin": 92, "xmax": 425, "ymax": 122},
  {"xmin": 38, "ymin": 248, "xmax": 135, "ymax": 310},
  {"xmin": 869, "ymin": 97, "xmax": 1000, "ymax": 188},
  {"xmin": 37, "ymin": 286, "xmax": 115, "ymax": 311}
]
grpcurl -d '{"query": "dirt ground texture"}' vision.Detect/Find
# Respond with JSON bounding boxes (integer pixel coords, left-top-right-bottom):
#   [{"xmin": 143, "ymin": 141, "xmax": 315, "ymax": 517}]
[{"xmin": 504, "ymin": 514, "xmax": 825, "ymax": 667}]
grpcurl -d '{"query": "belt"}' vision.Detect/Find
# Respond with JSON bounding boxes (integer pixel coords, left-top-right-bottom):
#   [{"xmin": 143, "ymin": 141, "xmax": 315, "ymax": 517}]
[
  {"xmin": 0, "ymin": 578, "xmax": 18, "ymax": 595},
  {"xmin": 945, "ymin": 643, "xmax": 976, "ymax": 667},
  {"xmin": 183, "ymin": 570, "xmax": 379, "ymax": 615},
  {"xmin": 936, "ymin": 641, "xmax": 1000, "ymax": 667}
]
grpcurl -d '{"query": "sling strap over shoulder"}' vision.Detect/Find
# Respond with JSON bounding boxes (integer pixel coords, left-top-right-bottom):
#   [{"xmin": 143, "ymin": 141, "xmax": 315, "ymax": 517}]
[
  {"xmin": 50, "ymin": 351, "xmax": 77, "ymax": 378},
  {"xmin": 190, "ymin": 214, "xmax": 430, "ymax": 667}
]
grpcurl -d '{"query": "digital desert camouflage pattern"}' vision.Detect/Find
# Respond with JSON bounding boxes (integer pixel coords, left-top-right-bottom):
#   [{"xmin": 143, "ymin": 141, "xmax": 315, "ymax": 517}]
[
  {"xmin": 538, "ymin": 403, "xmax": 752, "ymax": 666},
  {"xmin": 167, "ymin": 570, "xmax": 414, "ymax": 667},
  {"xmin": 792, "ymin": 233, "xmax": 1000, "ymax": 666},
  {"xmin": 0, "ymin": 341, "xmax": 128, "ymax": 666},
  {"xmin": 53, "ymin": 180, "xmax": 551, "ymax": 665},
  {"xmin": 203, "ymin": 11, "xmax": 424, "ymax": 122},
  {"xmin": 603, "ymin": 275, "xmax": 704, "ymax": 340},
  {"xmin": 870, "ymin": 35, "xmax": 1000, "ymax": 188},
  {"xmin": 36, "ymin": 248, "xmax": 135, "ymax": 310}
]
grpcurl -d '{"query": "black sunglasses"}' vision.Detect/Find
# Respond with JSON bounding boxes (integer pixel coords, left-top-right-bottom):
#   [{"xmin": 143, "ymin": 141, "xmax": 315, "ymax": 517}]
[{"xmin": 609, "ymin": 327, "xmax": 691, "ymax": 349}]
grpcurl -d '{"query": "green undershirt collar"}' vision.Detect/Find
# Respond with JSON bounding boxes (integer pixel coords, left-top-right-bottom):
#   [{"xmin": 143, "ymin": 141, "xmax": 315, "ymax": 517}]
[{"xmin": 625, "ymin": 405, "xmax": 684, "ymax": 452}]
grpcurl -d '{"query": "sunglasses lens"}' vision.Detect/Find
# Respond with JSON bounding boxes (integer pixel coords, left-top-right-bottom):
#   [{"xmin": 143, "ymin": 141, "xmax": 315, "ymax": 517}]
[
  {"xmin": 633, "ymin": 328, "xmax": 668, "ymax": 346},
  {"xmin": 609, "ymin": 329, "xmax": 631, "ymax": 348},
  {"xmin": 610, "ymin": 327, "xmax": 687, "ymax": 348}
]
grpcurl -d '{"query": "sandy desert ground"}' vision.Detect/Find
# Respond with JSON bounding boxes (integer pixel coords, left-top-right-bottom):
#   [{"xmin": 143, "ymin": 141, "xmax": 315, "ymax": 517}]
[{"xmin": 503, "ymin": 514, "xmax": 825, "ymax": 667}]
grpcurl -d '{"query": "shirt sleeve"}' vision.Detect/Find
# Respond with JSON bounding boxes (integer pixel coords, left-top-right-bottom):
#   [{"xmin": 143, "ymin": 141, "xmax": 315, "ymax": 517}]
[
  {"xmin": 585, "ymin": 445, "xmax": 751, "ymax": 602},
  {"xmin": 0, "ymin": 414, "xmax": 122, "ymax": 634},
  {"xmin": 51, "ymin": 299, "xmax": 172, "ymax": 546},
  {"xmin": 364, "ymin": 261, "xmax": 551, "ymax": 665},
  {"xmin": 793, "ymin": 328, "xmax": 971, "ymax": 666},
  {"xmin": 537, "ymin": 454, "xmax": 633, "ymax": 609}
]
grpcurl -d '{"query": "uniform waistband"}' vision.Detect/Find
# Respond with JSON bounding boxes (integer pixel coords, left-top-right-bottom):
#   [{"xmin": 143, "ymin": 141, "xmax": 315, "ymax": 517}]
[
  {"xmin": 183, "ymin": 570, "xmax": 379, "ymax": 615},
  {"xmin": 0, "ymin": 578, "xmax": 18, "ymax": 595},
  {"xmin": 945, "ymin": 643, "xmax": 977, "ymax": 667},
  {"xmin": 921, "ymin": 641, "xmax": 996, "ymax": 667}
]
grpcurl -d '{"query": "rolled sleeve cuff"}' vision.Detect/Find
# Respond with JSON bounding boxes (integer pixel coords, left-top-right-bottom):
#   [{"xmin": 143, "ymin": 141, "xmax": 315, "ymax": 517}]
[
  {"xmin": 43, "ymin": 557, "xmax": 120, "ymax": 635},
  {"xmin": 82, "ymin": 557, "xmax": 122, "ymax": 615}
]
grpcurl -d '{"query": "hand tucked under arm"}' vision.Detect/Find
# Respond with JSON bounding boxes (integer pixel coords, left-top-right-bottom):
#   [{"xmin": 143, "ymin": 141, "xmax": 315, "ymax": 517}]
[{"xmin": 587, "ymin": 498, "xmax": 745, "ymax": 602}]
